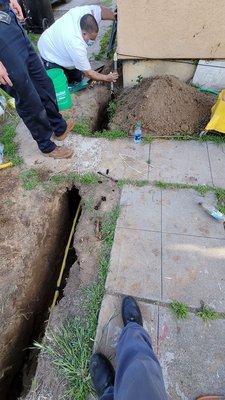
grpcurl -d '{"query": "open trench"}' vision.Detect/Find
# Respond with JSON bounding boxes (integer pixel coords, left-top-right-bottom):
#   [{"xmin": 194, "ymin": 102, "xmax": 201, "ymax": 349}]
[
  {"xmin": 1, "ymin": 186, "xmax": 81, "ymax": 400},
  {"xmin": 0, "ymin": 81, "xmax": 120, "ymax": 400}
]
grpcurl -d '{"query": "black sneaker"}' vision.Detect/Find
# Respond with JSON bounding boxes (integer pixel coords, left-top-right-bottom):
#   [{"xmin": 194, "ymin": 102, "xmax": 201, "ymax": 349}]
[
  {"xmin": 122, "ymin": 296, "xmax": 143, "ymax": 326},
  {"xmin": 89, "ymin": 353, "xmax": 115, "ymax": 397}
]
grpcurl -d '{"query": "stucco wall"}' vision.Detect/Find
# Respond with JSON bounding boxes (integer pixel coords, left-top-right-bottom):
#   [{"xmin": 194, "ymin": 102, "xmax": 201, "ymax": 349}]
[{"xmin": 117, "ymin": 0, "xmax": 225, "ymax": 59}]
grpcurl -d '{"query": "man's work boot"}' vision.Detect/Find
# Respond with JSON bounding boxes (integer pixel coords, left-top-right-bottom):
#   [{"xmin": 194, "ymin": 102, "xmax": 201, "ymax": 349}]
[
  {"xmin": 122, "ymin": 296, "xmax": 143, "ymax": 326},
  {"xmin": 44, "ymin": 146, "xmax": 74, "ymax": 159},
  {"xmin": 89, "ymin": 353, "xmax": 115, "ymax": 397},
  {"xmin": 52, "ymin": 118, "xmax": 75, "ymax": 141}
]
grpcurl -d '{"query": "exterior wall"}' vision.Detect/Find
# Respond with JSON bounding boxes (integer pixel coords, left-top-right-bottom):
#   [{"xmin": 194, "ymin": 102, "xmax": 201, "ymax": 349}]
[
  {"xmin": 117, "ymin": 0, "xmax": 225, "ymax": 59},
  {"xmin": 123, "ymin": 59, "xmax": 196, "ymax": 88}
]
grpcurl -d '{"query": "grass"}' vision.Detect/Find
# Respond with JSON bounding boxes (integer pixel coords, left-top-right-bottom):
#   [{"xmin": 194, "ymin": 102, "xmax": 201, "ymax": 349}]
[
  {"xmin": 35, "ymin": 206, "xmax": 120, "ymax": 400},
  {"xmin": 117, "ymin": 179, "xmax": 149, "ymax": 188},
  {"xmin": 43, "ymin": 172, "xmax": 100, "ymax": 192},
  {"xmin": 197, "ymin": 304, "xmax": 219, "ymax": 321},
  {"xmin": 20, "ymin": 169, "xmax": 41, "ymax": 190},
  {"xmin": 155, "ymin": 181, "xmax": 225, "ymax": 214},
  {"xmin": 107, "ymin": 100, "xmax": 117, "ymax": 120},
  {"xmin": 170, "ymin": 300, "xmax": 189, "ymax": 319},
  {"xmin": 94, "ymin": 26, "xmax": 113, "ymax": 61},
  {"xmin": 0, "ymin": 117, "xmax": 22, "ymax": 166},
  {"xmin": 73, "ymin": 120, "xmax": 128, "ymax": 140}
]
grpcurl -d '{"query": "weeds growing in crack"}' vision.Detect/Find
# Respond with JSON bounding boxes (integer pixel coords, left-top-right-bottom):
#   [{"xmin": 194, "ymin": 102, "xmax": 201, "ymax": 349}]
[
  {"xmin": 169, "ymin": 300, "xmax": 189, "ymax": 320},
  {"xmin": 155, "ymin": 181, "xmax": 225, "ymax": 212},
  {"xmin": 35, "ymin": 206, "xmax": 120, "ymax": 400},
  {"xmin": 117, "ymin": 179, "xmax": 149, "ymax": 188},
  {"xmin": 197, "ymin": 304, "xmax": 219, "ymax": 322}
]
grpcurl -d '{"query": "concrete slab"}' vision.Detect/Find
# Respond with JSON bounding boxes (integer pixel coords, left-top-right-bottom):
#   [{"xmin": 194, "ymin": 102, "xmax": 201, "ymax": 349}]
[
  {"xmin": 106, "ymin": 227, "xmax": 162, "ymax": 301},
  {"xmin": 16, "ymin": 121, "xmax": 108, "ymax": 174},
  {"xmin": 94, "ymin": 294, "xmax": 158, "ymax": 364},
  {"xmin": 162, "ymin": 233, "xmax": 225, "ymax": 311},
  {"xmin": 99, "ymin": 140, "xmax": 150, "ymax": 181},
  {"xmin": 149, "ymin": 140, "xmax": 213, "ymax": 186},
  {"xmin": 162, "ymin": 190, "xmax": 225, "ymax": 239},
  {"xmin": 118, "ymin": 185, "xmax": 161, "ymax": 231},
  {"xmin": 207, "ymin": 143, "xmax": 225, "ymax": 188},
  {"xmin": 158, "ymin": 307, "xmax": 225, "ymax": 400}
]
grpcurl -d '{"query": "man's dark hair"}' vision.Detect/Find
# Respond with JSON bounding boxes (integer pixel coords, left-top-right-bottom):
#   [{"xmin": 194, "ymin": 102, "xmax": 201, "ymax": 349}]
[{"xmin": 80, "ymin": 14, "xmax": 99, "ymax": 33}]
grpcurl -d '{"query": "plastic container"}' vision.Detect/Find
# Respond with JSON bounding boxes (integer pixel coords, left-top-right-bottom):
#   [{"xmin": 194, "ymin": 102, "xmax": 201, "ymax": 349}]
[
  {"xmin": 47, "ymin": 68, "xmax": 72, "ymax": 111},
  {"xmin": 0, "ymin": 143, "xmax": 4, "ymax": 164},
  {"xmin": 133, "ymin": 121, "xmax": 142, "ymax": 143},
  {"xmin": 199, "ymin": 201, "xmax": 225, "ymax": 222}
]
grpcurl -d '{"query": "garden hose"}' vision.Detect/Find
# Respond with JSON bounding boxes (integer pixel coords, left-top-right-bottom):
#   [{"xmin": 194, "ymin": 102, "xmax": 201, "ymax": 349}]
[{"xmin": 50, "ymin": 201, "xmax": 81, "ymax": 311}]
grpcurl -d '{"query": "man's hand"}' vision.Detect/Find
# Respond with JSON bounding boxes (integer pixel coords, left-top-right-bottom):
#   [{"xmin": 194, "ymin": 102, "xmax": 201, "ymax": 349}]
[
  {"xmin": 0, "ymin": 61, "xmax": 13, "ymax": 86},
  {"xmin": 10, "ymin": 0, "xmax": 24, "ymax": 20},
  {"xmin": 105, "ymin": 72, "xmax": 119, "ymax": 83}
]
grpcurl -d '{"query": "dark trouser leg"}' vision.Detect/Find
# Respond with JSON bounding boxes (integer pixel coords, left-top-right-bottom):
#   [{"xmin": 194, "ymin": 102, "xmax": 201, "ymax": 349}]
[
  {"xmin": 100, "ymin": 386, "xmax": 114, "ymax": 400},
  {"xmin": 113, "ymin": 322, "xmax": 167, "ymax": 400},
  {"xmin": 0, "ymin": 12, "xmax": 59, "ymax": 152},
  {"xmin": 63, "ymin": 68, "xmax": 83, "ymax": 84},
  {"xmin": 26, "ymin": 44, "xmax": 67, "ymax": 136}
]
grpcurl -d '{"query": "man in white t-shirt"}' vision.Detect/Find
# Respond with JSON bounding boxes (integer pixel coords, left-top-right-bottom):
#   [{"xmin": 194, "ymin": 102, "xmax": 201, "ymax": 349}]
[{"xmin": 38, "ymin": 5, "xmax": 118, "ymax": 85}]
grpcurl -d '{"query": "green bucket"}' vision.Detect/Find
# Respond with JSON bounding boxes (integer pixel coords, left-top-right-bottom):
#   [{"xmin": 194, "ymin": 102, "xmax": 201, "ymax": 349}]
[{"xmin": 47, "ymin": 68, "xmax": 72, "ymax": 111}]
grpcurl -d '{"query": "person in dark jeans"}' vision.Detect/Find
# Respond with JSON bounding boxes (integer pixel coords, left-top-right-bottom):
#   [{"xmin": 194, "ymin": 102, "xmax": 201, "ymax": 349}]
[
  {"xmin": 90, "ymin": 296, "xmax": 168, "ymax": 400},
  {"xmin": 0, "ymin": 0, "xmax": 74, "ymax": 159}
]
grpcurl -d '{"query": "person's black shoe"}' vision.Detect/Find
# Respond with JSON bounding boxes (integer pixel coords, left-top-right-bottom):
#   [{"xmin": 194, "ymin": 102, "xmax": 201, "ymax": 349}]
[
  {"xmin": 122, "ymin": 296, "xmax": 143, "ymax": 326},
  {"xmin": 89, "ymin": 353, "xmax": 115, "ymax": 397}
]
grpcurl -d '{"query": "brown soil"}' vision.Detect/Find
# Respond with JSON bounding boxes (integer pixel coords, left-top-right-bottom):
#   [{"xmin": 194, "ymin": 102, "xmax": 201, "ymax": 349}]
[
  {"xmin": 110, "ymin": 75, "xmax": 215, "ymax": 137},
  {"xmin": 0, "ymin": 166, "xmax": 120, "ymax": 399}
]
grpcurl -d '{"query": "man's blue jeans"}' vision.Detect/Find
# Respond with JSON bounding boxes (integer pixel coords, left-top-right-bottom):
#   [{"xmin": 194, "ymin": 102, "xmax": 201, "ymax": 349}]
[
  {"xmin": 0, "ymin": 9, "xmax": 67, "ymax": 153},
  {"xmin": 101, "ymin": 322, "xmax": 167, "ymax": 400}
]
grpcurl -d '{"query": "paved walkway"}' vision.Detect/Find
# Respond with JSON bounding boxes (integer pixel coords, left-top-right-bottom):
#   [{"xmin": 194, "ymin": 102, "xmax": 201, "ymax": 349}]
[
  {"xmin": 17, "ymin": 122, "xmax": 225, "ymax": 188},
  {"xmin": 95, "ymin": 186, "xmax": 225, "ymax": 400}
]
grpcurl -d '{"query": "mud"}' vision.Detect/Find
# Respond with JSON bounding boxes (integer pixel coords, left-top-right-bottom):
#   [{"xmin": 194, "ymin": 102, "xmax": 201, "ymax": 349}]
[
  {"xmin": 110, "ymin": 75, "xmax": 215, "ymax": 137},
  {"xmin": 0, "ymin": 167, "xmax": 119, "ymax": 399}
]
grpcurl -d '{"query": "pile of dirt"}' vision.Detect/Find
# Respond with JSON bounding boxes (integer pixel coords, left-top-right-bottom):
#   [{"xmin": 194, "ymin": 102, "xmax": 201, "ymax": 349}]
[{"xmin": 110, "ymin": 75, "xmax": 215, "ymax": 137}]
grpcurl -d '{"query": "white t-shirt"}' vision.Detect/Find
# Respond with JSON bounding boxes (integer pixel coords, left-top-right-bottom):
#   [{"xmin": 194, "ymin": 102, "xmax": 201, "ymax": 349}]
[{"xmin": 38, "ymin": 5, "xmax": 101, "ymax": 71}]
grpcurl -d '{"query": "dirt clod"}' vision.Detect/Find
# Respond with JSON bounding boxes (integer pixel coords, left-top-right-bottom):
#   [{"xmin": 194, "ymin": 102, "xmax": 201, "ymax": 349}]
[{"xmin": 110, "ymin": 75, "xmax": 215, "ymax": 137}]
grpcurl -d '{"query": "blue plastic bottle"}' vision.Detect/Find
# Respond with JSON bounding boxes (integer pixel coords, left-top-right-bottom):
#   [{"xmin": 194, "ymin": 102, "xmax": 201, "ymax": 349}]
[{"xmin": 134, "ymin": 121, "xmax": 142, "ymax": 143}]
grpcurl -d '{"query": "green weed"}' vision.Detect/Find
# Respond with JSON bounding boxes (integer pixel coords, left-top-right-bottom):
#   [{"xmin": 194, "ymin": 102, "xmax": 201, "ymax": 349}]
[
  {"xmin": 73, "ymin": 121, "xmax": 128, "ymax": 140},
  {"xmin": 94, "ymin": 26, "xmax": 113, "ymax": 61},
  {"xmin": 20, "ymin": 169, "xmax": 41, "ymax": 190},
  {"xmin": 197, "ymin": 305, "xmax": 219, "ymax": 321},
  {"xmin": 27, "ymin": 32, "xmax": 40, "ymax": 52},
  {"xmin": 35, "ymin": 206, "xmax": 120, "ymax": 400},
  {"xmin": 143, "ymin": 135, "xmax": 154, "ymax": 144},
  {"xmin": 170, "ymin": 300, "xmax": 189, "ymax": 319},
  {"xmin": 107, "ymin": 100, "xmax": 116, "ymax": 120},
  {"xmin": 117, "ymin": 179, "xmax": 149, "ymax": 188}
]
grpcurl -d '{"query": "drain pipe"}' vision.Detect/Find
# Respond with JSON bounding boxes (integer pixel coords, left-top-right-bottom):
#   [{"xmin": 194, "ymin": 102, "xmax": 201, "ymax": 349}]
[{"xmin": 50, "ymin": 201, "xmax": 81, "ymax": 311}]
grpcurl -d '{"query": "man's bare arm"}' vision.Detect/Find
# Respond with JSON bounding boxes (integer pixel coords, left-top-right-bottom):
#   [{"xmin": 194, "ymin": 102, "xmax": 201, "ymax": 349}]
[
  {"xmin": 84, "ymin": 69, "xmax": 118, "ymax": 83},
  {"xmin": 100, "ymin": 6, "xmax": 115, "ymax": 21}
]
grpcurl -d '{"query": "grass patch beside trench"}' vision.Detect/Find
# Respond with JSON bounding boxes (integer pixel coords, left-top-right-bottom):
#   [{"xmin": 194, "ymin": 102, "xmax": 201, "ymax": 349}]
[
  {"xmin": 73, "ymin": 120, "xmax": 128, "ymax": 141},
  {"xmin": 35, "ymin": 206, "xmax": 120, "ymax": 399}
]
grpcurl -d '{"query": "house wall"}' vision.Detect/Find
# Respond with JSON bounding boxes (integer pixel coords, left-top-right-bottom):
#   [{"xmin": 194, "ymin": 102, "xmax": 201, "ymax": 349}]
[{"xmin": 117, "ymin": 0, "xmax": 225, "ymax": 59}]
